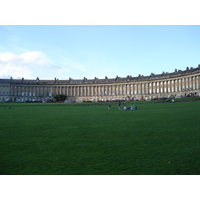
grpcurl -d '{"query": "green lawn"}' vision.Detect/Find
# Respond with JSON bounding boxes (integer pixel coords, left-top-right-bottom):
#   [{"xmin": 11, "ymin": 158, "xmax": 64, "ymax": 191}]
[{"xmin": 0, "ymin": 101, "xmax": 200, "ymax": 175}]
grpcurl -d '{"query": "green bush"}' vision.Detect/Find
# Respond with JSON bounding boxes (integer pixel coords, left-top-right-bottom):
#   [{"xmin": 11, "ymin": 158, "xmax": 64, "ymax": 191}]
[{"xmin": 53, "ymin": 94, "xmax": 67, "ymax": 101}]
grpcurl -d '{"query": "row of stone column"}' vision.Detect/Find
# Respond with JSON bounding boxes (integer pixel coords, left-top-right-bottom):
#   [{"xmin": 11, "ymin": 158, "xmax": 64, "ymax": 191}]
[
  {"xmin": 8, "ymin": 75, "xmax": 200, "ymax": 98},
  {"xmin": 55, "ymin": 76, "xmax": 200, "ymax": 96},
  {"xmin": 10, "ymin": 86, "xmax": 53, "ymax": 97}
]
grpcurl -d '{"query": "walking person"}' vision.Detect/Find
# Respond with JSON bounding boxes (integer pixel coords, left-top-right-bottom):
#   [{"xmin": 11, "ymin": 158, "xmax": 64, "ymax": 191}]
[
  {"xmin": 118, "ymin": 101, "xmax": 121, "ymax": 110},
  {"xmin": 108, "ymin": 101, "xmax": 111, "ymax": 109}
]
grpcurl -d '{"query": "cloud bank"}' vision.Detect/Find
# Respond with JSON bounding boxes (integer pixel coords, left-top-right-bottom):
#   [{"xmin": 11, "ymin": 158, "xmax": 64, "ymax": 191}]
[{"xmin": 0, "ymin": 51, "xmax": 68, "ymax": 79}]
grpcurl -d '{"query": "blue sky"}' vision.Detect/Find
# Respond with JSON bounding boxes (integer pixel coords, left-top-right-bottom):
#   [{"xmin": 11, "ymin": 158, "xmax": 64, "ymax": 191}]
[{"xmin": 0, "ymin": 25, "xmax": 200, "ymax": 80}]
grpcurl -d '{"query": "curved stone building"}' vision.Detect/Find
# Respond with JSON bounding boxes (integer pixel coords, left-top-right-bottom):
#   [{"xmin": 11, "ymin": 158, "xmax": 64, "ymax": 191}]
[{"xmin": 0, "ymin": 65, "xmax": 200, "ymax": 102}]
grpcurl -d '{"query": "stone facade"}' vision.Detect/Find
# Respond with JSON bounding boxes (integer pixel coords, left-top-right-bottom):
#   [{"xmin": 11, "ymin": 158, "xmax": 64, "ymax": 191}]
[{"xmin": 1, "ymin": 65, "xmax": 200, "ymax": 102}]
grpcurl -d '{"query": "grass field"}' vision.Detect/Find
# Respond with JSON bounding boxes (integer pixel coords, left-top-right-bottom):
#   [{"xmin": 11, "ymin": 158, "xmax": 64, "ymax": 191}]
[{"xmin": 0, "ymin": 100, "xmax": 200, "ymax": 175}]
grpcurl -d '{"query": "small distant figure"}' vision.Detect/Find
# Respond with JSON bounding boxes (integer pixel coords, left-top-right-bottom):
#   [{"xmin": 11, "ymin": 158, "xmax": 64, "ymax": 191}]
[
  {"xmin": 172, "ymin": 99, "xmax": 174, "ymax": 103},
  {"xmin": 129, "ymin": 105, "xmax": 137, "ymax": 110},
  {"xmin": 118, "ymin": 101, "xmax": 121, "ymax": 110},
  {"xmin": 108, "ymin": 101, "xmax": 111, "ymax": 109}
]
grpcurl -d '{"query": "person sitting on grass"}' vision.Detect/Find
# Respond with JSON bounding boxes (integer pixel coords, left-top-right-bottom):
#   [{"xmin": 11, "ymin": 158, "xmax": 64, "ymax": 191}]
[
  {"xmin": 124, "ymin": 105, "xmax": 132, "ymax": 110},
  {"xmin": 133, "ymin": 105, "xmax": 137, "ymax": 110},
  {"xmin": 123, "ymin": 105, "xmax": 137, "ymax": 110}
]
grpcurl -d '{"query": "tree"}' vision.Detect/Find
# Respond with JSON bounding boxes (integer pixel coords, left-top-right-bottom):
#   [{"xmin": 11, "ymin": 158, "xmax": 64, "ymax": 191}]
[
  {"xmin": 126, "ymin": 95, "xmax": 133, "ymax": 101},
  {"xmin": 54, "ymin": 94, "xmax": 67, "ymax": 101}
]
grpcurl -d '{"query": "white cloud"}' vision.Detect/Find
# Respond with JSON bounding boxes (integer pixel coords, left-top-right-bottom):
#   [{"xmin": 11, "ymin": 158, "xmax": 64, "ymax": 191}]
[
  {"xmin": 70, "ymin": 63, "xmax": 86, "ymax": 71},
  {"xmin": 36, "ymin": 59, "xmax": 47, "ymax": 66},
  {"xmin": 0, "ymin": 52, "xmax": 18, "ymax": 62},
  {"xmin": 0, "ymin": 51, "xmax": 69, "ymax": 79},
  {"xmin": 20, "ymin": 51, "xmax": 45, "ymax": 63}
]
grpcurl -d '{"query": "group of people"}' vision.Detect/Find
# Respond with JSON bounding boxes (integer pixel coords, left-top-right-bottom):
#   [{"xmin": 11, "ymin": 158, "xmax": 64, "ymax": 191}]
[
  {"xmin": 107, "ymin": 101, "xmax": 137, "ymax": 110},
  {"xmin": 123, "ymin": 105, "xmax": 137, "ymax": 110}
]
